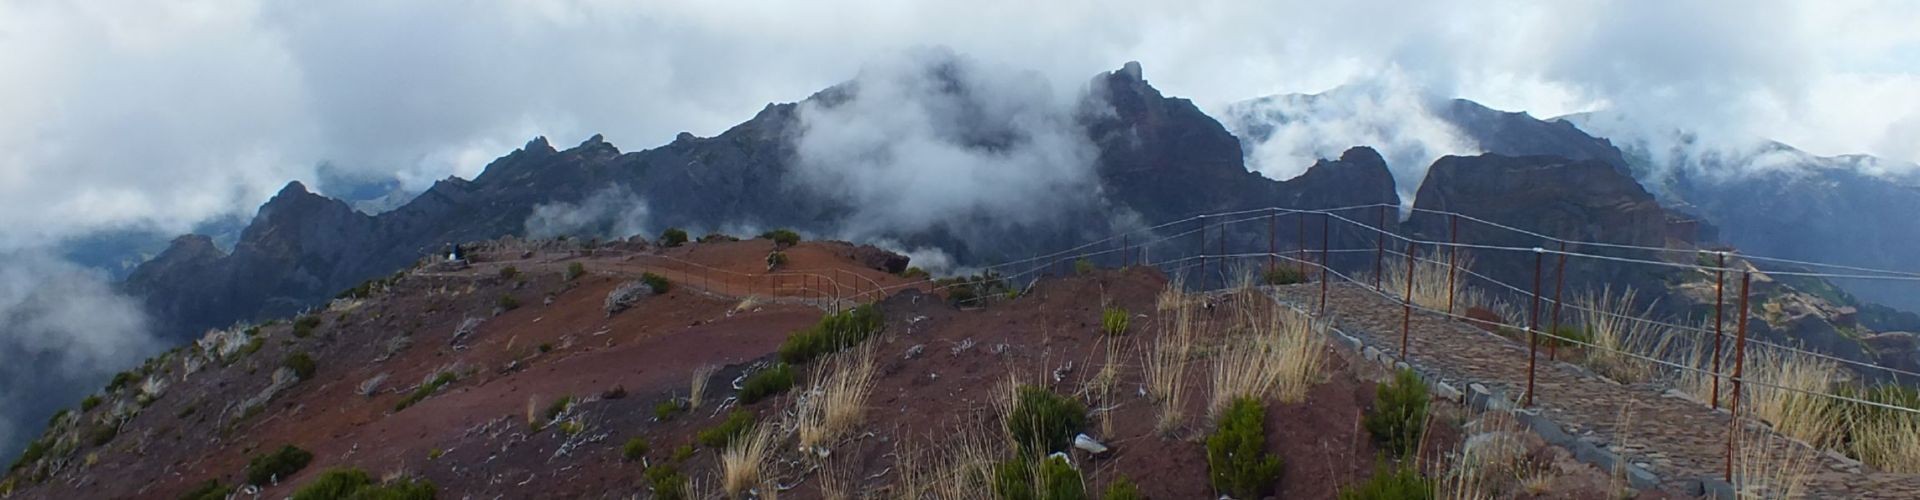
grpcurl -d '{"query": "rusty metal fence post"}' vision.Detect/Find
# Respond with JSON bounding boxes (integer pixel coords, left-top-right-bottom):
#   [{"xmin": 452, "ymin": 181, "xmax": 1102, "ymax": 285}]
[
  {"xmin": 1526, "ymin": 248, "xmax": 1544, "ymax": 407},
  {"xmin": 1726, "ymin": 271, "xmax": 1752, "ymax": 482}
]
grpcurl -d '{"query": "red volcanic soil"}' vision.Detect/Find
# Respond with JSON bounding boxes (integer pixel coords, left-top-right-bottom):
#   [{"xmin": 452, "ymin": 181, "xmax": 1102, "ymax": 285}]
[{"xmin": 8, "ymin": 237, "xmax": 1636, "ymax": 499}]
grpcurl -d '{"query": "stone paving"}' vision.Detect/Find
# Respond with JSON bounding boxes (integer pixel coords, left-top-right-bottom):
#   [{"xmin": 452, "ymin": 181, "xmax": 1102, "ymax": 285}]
[{"xmin": 1272, "ymin": 282, "xmax": 1920, "ymax": 499}]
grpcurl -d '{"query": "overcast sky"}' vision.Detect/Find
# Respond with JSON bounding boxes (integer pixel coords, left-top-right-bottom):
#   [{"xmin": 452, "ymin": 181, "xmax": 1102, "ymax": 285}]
[{"xmin": 1, "ymin": 0, "xmax": 1917, "ymax": 245}]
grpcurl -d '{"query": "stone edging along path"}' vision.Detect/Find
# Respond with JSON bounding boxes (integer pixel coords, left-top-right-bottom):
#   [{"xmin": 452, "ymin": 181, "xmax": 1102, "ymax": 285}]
[{"xmin": 1263, "ymin": 282, "xmax": 1920, "ymax": 500}]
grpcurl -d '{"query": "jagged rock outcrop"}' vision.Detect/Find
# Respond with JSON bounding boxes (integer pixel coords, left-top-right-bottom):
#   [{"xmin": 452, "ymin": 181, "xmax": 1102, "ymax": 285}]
[{"xmin": 124, "ymin": 62, "xmax": 1399, "ymax": 340}]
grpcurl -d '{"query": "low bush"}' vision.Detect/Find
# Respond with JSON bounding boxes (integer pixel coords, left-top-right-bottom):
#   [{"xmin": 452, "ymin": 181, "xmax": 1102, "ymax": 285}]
[
  {"xmin": 644, "ymin": 463, "xmax": 688, "ymax": 500},
  {"xmin": 660, "ymin": 228, "xmax": 689, "ymax": 248},
  {"xmin": 1103, "ymin": 476, "xmax": 1144, "ymax": 500},
  {"xmin": 1101, "ymin": 308, "xmax": 1130, "ymax": 336},
  {"xmin": 899, "ymin": 267, "xmax": 929, "ymax": 280},
  {"xmin": 1007, "ymin": 385, "xmax": 1087, "ymax": 455},
  {"xmin": 284, "ymin": 352, "xmax": 317, "ymax": 381},
  {"xmin": 177, "ymin": 479, "xmax": 233, "ymax": 500},
  {"xmin": 934, "ymin": 272, "xmax": 1007, "ymax": 306},
  {"xmin": 641, "ymin": 272, "xmax": 671, "ymax": 294},
  {"xmin": 653, "ymin": 399, "xmax": 687, "ymax": 421},
  {"xmin": 1263, "ymin": 266, "xmax": 1308, "ymax": 285},
  {"xmin": 778, "ymin": 305, "xmax": 884, "ymax": 364},
  {"xmin": 393, "ymin": 371, "xmax": 458, "ymax": 412},
  {"xmin": 81, "ymin": 395, "xmax": 102, "ymax": 412},
  {"xmin": 565, "ymin": 262, "xmax": 586, "ymax": 281},
  {"xmin": 1336, "ymin": 463, "xmax": 1431, "ymax": 500},
  {"xmin": 697, "ymin": 410, "xmax": 756, "ymax": 448},
  {"xmin": 1207, "ymin": 397, "xmax": 1283, "ymax": 499},
  {"xmin": 498, "ymin": 266, "xmax": 519, "ymax": 280},
  {"xmin": 1364, "ymin": 368, "xmax": 1429, "ymax": 458},
  {"xmin": 697, "ymin": 233, "xmax": 738, "ymax": 243},
  {"xmin": 108, "ymin": 371, "xmax": 136, "ymax": 392},
  {"xmin": 246, "ymin": 444, "xmax": 314, "ymax": 485},
  {"xmin": 497, "ymin": 294, "xmax": 520, "ymax": 311},
  {"xmin": 292, "ymin": 315, "xmax": 323, "ymax": 338},
  {"xmin": 765, "ymin": 251, "xmax": 789, "ymax": 269},
  {"xmin": 1540, "ymin": 324, "xmax": 1592, "ymax": 349},
  {"xmin": 671, "ymin": 444, "xmax": 695, "ymax": 462},
  {"xmin": 290, "ymin": 467, "xmax": 436, "ymax": 500},
  {"xmin": 10, "ymin": 439, "xmax": 48, "ymax": 471},
  {"xmin": 542, "ymin": 395, "xmax": 573, "ymax": 423},
  {"xmin": 992, "ymin": 453, "xmax": 1086, "ymax": 500},
  {"xmin": 738, "ymin": 363, "xmax": 794, "ymax": 404},
  {"xmin": 1074, "ymin": 258, "xmax": 1095, "ymax": 275},
  {"xmin": 761, "ymin": 228, "xmax": 801, "ymax": 248},
  {"xmin": 623, "ymin": 437, "xmax": 650, "ymax": 462},
  {"xmin": 87, "ymin": 423, "xmax": 118, "ymax": 447}
]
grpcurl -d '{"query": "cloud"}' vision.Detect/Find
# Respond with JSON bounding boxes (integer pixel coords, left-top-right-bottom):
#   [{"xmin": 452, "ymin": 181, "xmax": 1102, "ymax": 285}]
[
  {"xmin": 0, "ymin": 252, "xmax": 160, "ymax": 459},
  {"xmin": 1220, "ymin": 73, "xmax": 1479, "ymax": 201},
  {"xmin": 790, "ymin": 48, "xmax": 1104, "ymax": 240},
  {"xmin": 1, "ymin": 0, "xmax": 1917, "ymax": 248},
  {"xmin": 523, "ymin": 186, "xmax": 652, "ymax": 240}
]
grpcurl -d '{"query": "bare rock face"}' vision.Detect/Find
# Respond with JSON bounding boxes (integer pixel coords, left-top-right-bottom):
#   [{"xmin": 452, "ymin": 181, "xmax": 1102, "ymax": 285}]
[
  {"xmin": 851, "ymin": 245, "xmax": 910, "ymax": 274},
  {"xmin": 1862, "ymin": 332, "xmax": 1920, "ymax": 375}
]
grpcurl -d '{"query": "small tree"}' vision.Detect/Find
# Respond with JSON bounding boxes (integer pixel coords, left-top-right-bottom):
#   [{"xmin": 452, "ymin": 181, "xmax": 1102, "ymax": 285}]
[
  {"xmin": 762, "ymin": 228, "xmax": 801, "ymax": 249},
  {"xmin": 1365, "ymin": 369, "xmax": 1430, "ymax": 458},
  {"xmin": 660, "ymin": 228, "xmax": 689, "ymax": 247},
  {"xmin": 1207, "ymin": 398, "xmax": 1284, "ymax": 498}
]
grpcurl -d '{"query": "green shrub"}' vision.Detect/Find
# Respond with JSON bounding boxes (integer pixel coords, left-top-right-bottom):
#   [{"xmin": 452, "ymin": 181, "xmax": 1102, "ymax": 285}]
[
  {"xmin": 1074, "ymin": 258, "xmax": 1095, "ymax": 275},
  {"xmin": 671, "ymin": 444, "xmax": 694, "ymax": 462},
  {"xmin": 238, "ymin": 337, "xmax": 265, "ymax": 357},
  {"xmin": 108, "ymin": 371, "xmax": 136, "ymax": 392},
  {"xmin": 641, "ymin": 272, "xmax": 671, "ymax": 294},
  {"xmin": 1263, "ymin": 266, "xmax": 1308, "ymax": 285},
  {"xmin": 1540, "ymin": 325, "xmax": 1591, "ymax": 349},
  {"xmin": 88, "ymin": 423, "xmax": 119, "ymax": 446},
  {"xmin": 427, "ymin": 448, "xmax": 443, "ymax": 460},
  {"xmin": 290, "ymin": 467, "xmax": 436, "ymax": 500},
  {"xmin": 1007, "ymin": 385, "xmax": 1087, "ymax": 455},
  {"xmin": 10, "ymin": 439, "xmax": 49, "ymax": 471},
  {"xmin": 1207, "ymin": 397, "xmax": 1283, "ymax": 499},
  {"xmin": 1364, "ymin": 369, "xmax": 1430, "ymax": 458},
  {"xmin": 292, "ymin": 315, "xmax": 323, "ymax": 338},
  {"xmin": 934, "ymin": 272, "xmax": 1007, "ymax": 306},
  {"xmin": 992, "ymin": 453, "xmax": 1086, "ymax": 500},
  {"xmin": 900, "ymin": 267, "xmax": 929, "ymax": 280},
  {"xmin": 565, "ymin": 262, "xmax": 586, "ymax": 281},
  {"xmin": 498, "ymin": 266, "xmax": 519, "ymax": 280},
  {"xmin": 654, "ymin": 399, "xmax": 687, "ymax": 421},
  {"xmin": 761, "ymin": 228, "xmax": 801, "ymax": 248},
  {"xmin": 660, "ymin": 228, "xmax": 689, "ymax": 248},
  {"xmin": 246, "ymin": 444, "xmax": 314, "ymax": 485},
  {"xmin": 557, "ymin": 420, "xmax": 584, "ymax": 436},
  {"xmin": 1103, "ymin": 476, "xmax": 1144, "ymax": 500},
  {"xmin": 81, "ymin": 394, "xmax": 102, "ymax": 412},
  {"xmin": 177, "ymin": 479, "xmax": 233, "ymax": 500},
  {"xmin": 497, "ymin": 294, "xmax": 520, "ymax": 311},
  {"xmin": 284, "ymin": 352, "xmax": 316, "ymax": 381},
  {"xmin": 738, "ymin": 363, "xmax": 794, "ymax": 404},
  {"xmin": 697, "ymin": 233, "xmax": 738, "ymax": 243},
  {"xmin": 1337, "ymin": 463, "xmax": 1432, "ymax": 500},
  {"xmin": 766, "ymin": 251, "xmax": 789, "ymax": 269},
  {"xmin": 1101, "ymin": 308, "xmax": 1130, "ymax": 336},
  {"xmin": 778, "ymin": 305, "xmax": 884, "ymax": 364},
  {"xmin": 623, "ymin": 437, "xmax": 650, "ymax": 462},
  {"xmin": 393, "ymin": 371, "xmax": 458, "ymax": 412},
  {"xmin": 696, "ymin": 410, "xmax": 755, "ymax": 448},
  {"xmin": 538, "ymin": 343, "xmax": 553, "ymax": 353},
  {"xmin": 543, "ymin": 396, "xmax": 573, "ymax": 423},
  {"xmin": 644, "ymin": 463, "xmax": 688, "ymax": 500}
]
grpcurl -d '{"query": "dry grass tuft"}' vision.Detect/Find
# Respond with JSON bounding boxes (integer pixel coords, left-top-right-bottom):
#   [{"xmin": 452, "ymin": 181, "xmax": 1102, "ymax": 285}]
[
  {"xmin": 1144, "ymin": 296, "xmax": 1197, "ymax": 435},
  {"xmin": 1847, "ymin": 405, "xmax": 1920, "ymax": 473},
  {"xmin": 1729, "ymin": 422, "xmax": 1818, "ymax": 499},
  {"xmin": 893, "ymin": 419, "xmax": 1002, "ymax": 500},
  {"xmin": 1206, "ymin": 304, "xmax": 1325, "ymax": 420},
  {"xmin": 1379, "ymin": 252, "xmax": 1474, "ymax": 312},
  {"xmin": 720, "ymin": 417, "xmax": 778, "ymax": 498},
  {"xmin": 1577, "ymin": 287, "xmax": 1673, "ymax": 383},
  {"xmin": 690, "ymin": 364, "xmax": 719, "ymax": 411},
  {"xmin": 1740, "ymin": 346, "xmax": 1844, "ymax": 448},
  {"xmin": 796, "ymin": 346, "xmax": 877, "ymax": 452}
]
